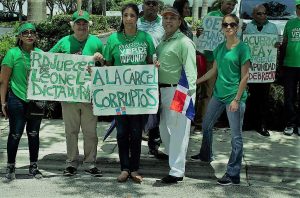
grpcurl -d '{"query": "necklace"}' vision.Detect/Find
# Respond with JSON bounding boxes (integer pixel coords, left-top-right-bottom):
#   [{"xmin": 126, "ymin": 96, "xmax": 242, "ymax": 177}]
[
  {"xmin": 20, "ymin": 47, "xmax": 31, "ymax": 74},
  {"xmin": 123, "ymin": 30, "xmax": 138, "ymax": 43}
]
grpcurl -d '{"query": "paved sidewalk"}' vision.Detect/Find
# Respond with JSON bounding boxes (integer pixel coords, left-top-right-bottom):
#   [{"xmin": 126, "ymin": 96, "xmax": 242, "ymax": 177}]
[{"xmin": 0, "ymin": 118, "xmax": 299, "ymax": 186}]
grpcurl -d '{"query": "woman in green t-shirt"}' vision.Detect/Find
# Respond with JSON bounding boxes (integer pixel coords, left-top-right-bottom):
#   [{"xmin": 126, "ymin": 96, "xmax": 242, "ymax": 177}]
[
  {"xmin": 1, "ymin": 23, "xmax": 43, "ymax": 180},
  {"xmin": 104, "ymin": 3, "xmax": 155, "ymax": 183},
  {"xmin": 192, "ymin": 14, "xmax": 251, "ymax": 186}
]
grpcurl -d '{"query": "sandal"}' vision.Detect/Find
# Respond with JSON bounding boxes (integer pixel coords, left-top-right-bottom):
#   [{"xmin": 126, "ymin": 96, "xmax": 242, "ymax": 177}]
[
  {"xmin": 117, "ymin": 171, "xmax": 129, "ymax": 182},
  {"xmin": 130, "ymin": 171, "xmax": 143, "ymax": 183}
]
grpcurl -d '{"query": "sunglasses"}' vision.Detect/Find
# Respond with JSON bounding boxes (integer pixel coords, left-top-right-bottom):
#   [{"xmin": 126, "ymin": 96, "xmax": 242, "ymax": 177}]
[
  {"xmin": 256, "ymin": 12, "xmax": 267, "ymax": 16},
  {"xmin": 145, "ymin": 1, "xmax": 158, "ymax": 6},
  {"xmin": 222, "ymin": 22, "xmax": 238, "ymax": 28},
  {"xmin": 21, "ymin": 30, "xmax": 36, "ymax": 37}
]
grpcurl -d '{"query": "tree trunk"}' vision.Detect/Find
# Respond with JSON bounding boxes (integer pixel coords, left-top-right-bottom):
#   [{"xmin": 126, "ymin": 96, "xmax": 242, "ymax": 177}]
[
  {"xmin": 88, "ymin": 0, "xmax": 93, "ymax": 13},
  {"xmin": 49, "ymin": 8, "xmax": 54, "ymax": 19},
  {"xmin": 101, "ymin": 0, "xmax": 106, "ymax": 16},
  {"xmin": 27, "ymin": 0, "xmax": 47, "ymax": 22},
  {"xmin": 201, "ymin": 0, "xmax": 209, "ymax": 18},
  {"xmin": 192, "ymin": 0, "xmax": 199, "ymax": 23},
  {"xmin": 18, "ymin": 0, "xmax": 23, "ymax": 22}
]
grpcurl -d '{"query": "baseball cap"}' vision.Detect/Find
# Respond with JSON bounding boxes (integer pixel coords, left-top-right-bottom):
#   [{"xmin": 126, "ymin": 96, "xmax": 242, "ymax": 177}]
[
  {"xmin": 296, "ymin": 0, "xmax": 300, "ymax": 6},
  {"xmin": 18, "ymin": 23, "xmax": 36, "ymax": 35},
  {"xmin": 161, "ymin": 7, "xmax": 180, "ymax": 16},
  {"xmin": 72, "ymin": 10, "xmax": 90, "ymax": 22}
]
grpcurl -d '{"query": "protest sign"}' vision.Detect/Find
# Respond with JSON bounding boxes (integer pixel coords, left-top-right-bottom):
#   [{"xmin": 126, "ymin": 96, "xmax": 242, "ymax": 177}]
[
  {"xmin": 91, "ymin": 65, "xmax": 159, "ymax": 116},
  {"xmin": 243, "ymin": 34, "xmax": 278, "ymax": 83},
  {"xmin": 196, "ymin": 16, "xmax": 243, "ymax": 52},
  {"xmin": 27, "ymin": 51, "xmax": 95, "ymax": 102}
]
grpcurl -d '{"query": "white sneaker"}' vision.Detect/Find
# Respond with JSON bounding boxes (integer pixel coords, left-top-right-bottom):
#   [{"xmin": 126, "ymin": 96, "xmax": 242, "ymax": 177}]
[{"xmin": 283, "ymin": 127, "xmax": 294, "ymax": 136}]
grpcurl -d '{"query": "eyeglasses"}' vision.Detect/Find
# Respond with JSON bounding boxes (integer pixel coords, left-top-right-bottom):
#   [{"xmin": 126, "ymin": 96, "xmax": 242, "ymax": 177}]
[
  {"xmin": 222, "ymin": 22, "xmax": 238, "ymax": 28},
  {"xmin": 21, "ymin": 31, "xmax": 36, "ymax": 37},
  {"xmin": 145, "ymin": 1, "xmax": 158, "ymax": 6},
  {"xmin": 256, "ymin": 12, "xmax": 267, "ymax": 16}
]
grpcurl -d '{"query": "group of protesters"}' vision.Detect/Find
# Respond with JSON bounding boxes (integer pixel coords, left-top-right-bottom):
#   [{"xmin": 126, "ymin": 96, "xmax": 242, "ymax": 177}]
[{"xmin": 0, "ymin": 0, "xmax": 299, "ymax": 186}]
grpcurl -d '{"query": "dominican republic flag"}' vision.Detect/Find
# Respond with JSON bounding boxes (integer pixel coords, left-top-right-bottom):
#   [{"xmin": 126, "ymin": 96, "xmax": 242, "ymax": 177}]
[{"xmin": 170, "ymin": 67, "xmax": 195, "ymax": 121}]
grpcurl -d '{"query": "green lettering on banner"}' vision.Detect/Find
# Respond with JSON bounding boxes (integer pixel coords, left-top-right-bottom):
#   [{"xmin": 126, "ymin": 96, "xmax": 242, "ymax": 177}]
[
  {"xmin": 123, "ymin": 68, "xmax": 131, "ymax": 85},
  {"xmin": 91, "ymin": 65, "xmax": 159, "ymax": 115},
  {"xmin": 146, "ymin": 88, "xmax": 157, "ymax": 106},
  {"xmin": 31, "ymin": 51, "xmax": 42, "ymax": 68},
  {"xmin": 108, "ymin": 93, "xmax": 118, "ymax": 107},
  {"xmin": 93, "ymin": 69, "xmax": 105, "ymax": 85},
  {"xmin": 93, "ymin": 89, "xmax": 104, "ymax": 107},
  {"xmin": 116, "ymin": 91, "xmax": 127, "ymax": 106},
  {"xmin": 64, "ymin": 60, "xmax": 74, "ymax": 71},
  {"xmin": 114, "ymin": 70, "xmax": 122, "ymax": 85}
]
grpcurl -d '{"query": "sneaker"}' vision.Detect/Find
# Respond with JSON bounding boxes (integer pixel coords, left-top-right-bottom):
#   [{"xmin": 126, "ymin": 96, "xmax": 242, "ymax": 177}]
[
  {"xmin": 190, "ymin": 153, "xmax": 212, "ymax": 163},
  {"xmin": 85, "ymin": 167, "xmax": 103, "ymax": 177},
  {"xmin": 283, "ymin": 127, "xmax": 294, "ymax": 136},
  {"xmin": 5, "ymin": 165, "xmax": 16, "ymax": 180},
  {"xmin": 217, "ymin": 173, "xmax": 240, "ymax": 186},
  {"xmin": 29, "ymin": 163, "xmax": 43, "ymax": 179},
  {"xmin": 63, "ymin": 166, "xmax": 77, "ymax": 176}
]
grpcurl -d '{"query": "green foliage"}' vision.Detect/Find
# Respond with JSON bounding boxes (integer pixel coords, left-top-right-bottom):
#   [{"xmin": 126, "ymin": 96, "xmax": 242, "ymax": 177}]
[
  {"xmin": 90, "ymin": 15, "xmax": 109, "ymax": 34},
  {"xmin": 35, "ymin": 15, "xmax": 72, "ymax": 51},
  {"xmin": 107, "ymin": 0, "xmax": 143, "ymax": 11},
  {"xmin": 185, "ymin": 17, "xmax": 202, "ymax": 31},
  {"xmin": 0, "ymin": 33, "xmax": 16, "ymax": 63},
  {"xmin": 106, "ymin": 16, "xmax": 121, "ymax": 30}
]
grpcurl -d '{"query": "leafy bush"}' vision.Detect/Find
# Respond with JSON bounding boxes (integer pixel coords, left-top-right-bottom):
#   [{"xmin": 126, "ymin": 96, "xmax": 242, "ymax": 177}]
[
  {"xmin": 106, "ymin": 16, "xmax": 121, "ymax": 30},
  {"xmin": 0, "ymin": 33, "xmax": 17, "ymax": 64},
  {"xmin": 185, "ymin": 17, "xmax": 202, "ymax": 31}
]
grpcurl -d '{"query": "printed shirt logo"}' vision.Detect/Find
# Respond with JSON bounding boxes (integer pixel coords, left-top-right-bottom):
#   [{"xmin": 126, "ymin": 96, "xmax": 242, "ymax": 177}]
[
  {"xmin": 119, "ymin": 42, "xmax": 147, "ymax": 64},
  {"xmin": 291, "ymin": 27, "xmax": 300, "ymax": 42}
]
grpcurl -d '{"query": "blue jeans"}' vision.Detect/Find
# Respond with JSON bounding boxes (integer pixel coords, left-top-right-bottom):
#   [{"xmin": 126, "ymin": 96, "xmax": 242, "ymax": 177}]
[
  {"xmin": 7, "ymin": 91, "xmax": 42, "ymax": 164},
  {"xmin": 115, "ymin": 115, "xmax": 144, "ymax": 172},
  {"xmin": 199, "ymin": 96, "xmax": 245, "ymax": 178}
]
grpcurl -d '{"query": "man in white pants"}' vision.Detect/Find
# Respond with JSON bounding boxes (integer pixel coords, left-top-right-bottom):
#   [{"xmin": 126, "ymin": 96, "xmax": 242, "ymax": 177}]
[{"xmin": 156, "ymin": 7, "xmax": 197, "ymax": 184}]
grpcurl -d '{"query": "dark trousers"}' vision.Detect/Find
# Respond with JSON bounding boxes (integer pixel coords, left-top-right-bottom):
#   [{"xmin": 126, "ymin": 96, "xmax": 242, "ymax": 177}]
[
  {"xmin": 283, "ymin": 66, "xmax": 300, "ymax": 127},
  {"xmin": 115, "ymin": 115, "xmax": 143, "ymax": 172},
  {"xmin": 146, "ymin": 113, "xmax": 161, "ymax": 151},
  {"xmin": 245, "ymin": 83, "xmax": 270, "ymax": 130},
  {"xmin": 7, "ymin": 91, "xmax": 42, "ymax": 164}
]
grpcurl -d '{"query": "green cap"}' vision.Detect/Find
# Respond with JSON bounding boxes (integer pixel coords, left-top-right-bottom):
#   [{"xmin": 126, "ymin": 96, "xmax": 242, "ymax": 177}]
[
  {"xmin": 72, "ymin": 10, "xmax": 90, "ymax": 22},
  {"xmin": 18, "ymin": 23, "xmax": 36, "ymax": 35},
  {"xmin": 296, "ymin": 0, "xmax": 300, "ymax": 5}
]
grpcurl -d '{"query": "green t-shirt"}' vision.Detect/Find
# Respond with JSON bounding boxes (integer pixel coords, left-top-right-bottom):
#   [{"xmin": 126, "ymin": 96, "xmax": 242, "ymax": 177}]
[
  {"xmin": 283, "ymin": 18, "xmax": 300, "ymax": 67},
  {"xmin": 50, "ymin": 34, "xmax": 103, "ymax": 55},
  {"xmin": 203, "ymin": 10, "xmax": 225, "ymax": 62},
  {"xmin": 104, "ymin": 30, "xmax": 155, "ymax": 66},
  {"xmin": 1, "ymin": 47, "xmax": 43, "ymax": 102},
  {"xmin": 213, "ymin": 41, "xmax": 251, "ymax": 104}
]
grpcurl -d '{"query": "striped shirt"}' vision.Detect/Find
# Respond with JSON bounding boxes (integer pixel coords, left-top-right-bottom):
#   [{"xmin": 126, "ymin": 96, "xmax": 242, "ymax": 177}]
[{"xmin": 137, "ymin": 16, "xmax": 165, "ymax": 48}]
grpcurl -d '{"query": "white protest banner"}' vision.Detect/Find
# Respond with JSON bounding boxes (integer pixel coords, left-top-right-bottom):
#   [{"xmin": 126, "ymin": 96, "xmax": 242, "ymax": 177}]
[
  {"xmin": 243, "ymin": 34, "xmax": 278, "ymax": 83},
  {"xmin": 91, "ymin": 65, "xmax": 159, "ymax": 116},
  {"xmin": 27, "ymin": 51, "xmax": 95, "ymax": 102},
  {"xmin": 197, "ymin": 16, "xmax": 243, "ymax": 51}
]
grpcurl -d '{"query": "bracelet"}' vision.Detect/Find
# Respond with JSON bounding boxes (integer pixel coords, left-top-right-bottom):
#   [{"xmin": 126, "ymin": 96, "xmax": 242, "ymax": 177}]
[
  {"xmin": 2, "ymin": 103, "xmax": 7, "ymax": 107},
  {"xmin": 233, "ymin": 98, "xmax": 240, "ymax": 103}
]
